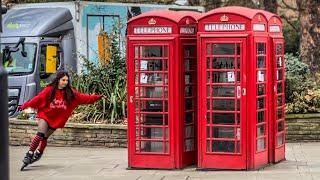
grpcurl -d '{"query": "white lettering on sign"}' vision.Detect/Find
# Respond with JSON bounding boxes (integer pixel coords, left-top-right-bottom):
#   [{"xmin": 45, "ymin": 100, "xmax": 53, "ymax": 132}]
[
  {"xmin": 253, "ymin": 24, "xmax": 265, "ymax": 31},
  {"xmin": 180, "ymin": 27, "xmax": 195, "ymax": 34},
  {"xmin": 134, "ymin": 27, "xmax": 172, "ymax": 34},
  {"xmin": 205, "ymin": 23, "xmax": 245, "ymax": 31},
  {"xmin": 269, "ymin": 25, "xmax": 280, "ymax": 32}
]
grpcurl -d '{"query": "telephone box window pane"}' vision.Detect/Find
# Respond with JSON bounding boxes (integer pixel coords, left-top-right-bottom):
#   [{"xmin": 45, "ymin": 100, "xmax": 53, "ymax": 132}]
[
  {"xmin": 257, "ymin": 70, "xmax": 265, "ymax": 82},
  {"xmin": 135, "ymin": 60, "xmax": 139, "ymax": 70},
  {"xmin": 184, "ymin": 45, "xmax": 196, "ymax": 57},
  {"xmin": 257, "ymin": 138, "xmax": 266, "ymax": 151},
  {"xmin": 277, "ymin": 83, "xmax": 283, "ymax": 93},
  {"xmin": 164, "ymin": 87, "xmax": 168, "ymax": 98},
  {"xmin": 185, "ymin": 139, "xmax": 194, "ymax": 151},
  {"xmin": 257, "ymin": 84, "xmax": 265, "ymax": 96},
  {"xmin": 236, "ymin": 141, "xmax": 241, "ymax": 153},
  {"xmin": 207, "ymin": 126, "xmax": 210, "ymax": 138},
  {"xmin": 140, "ymin": 141, "xmax": 163, "ymax": 152},
  {"xmin": 213, "ymin": 72, "xmax": 235, "ymax": 83},
  {"xmin": 186, "ymin": 86, "xmax": 193, "ymax": 97},
  {"xmin": 277, "ymin": 70, "xmax": 283, "ymax": 80},
  {"xmin": 163, "ymin": 60, "xmax": 168, "ymax": 71},
  {"xmin": 257, "ymin": 111, "xmax": 265, "ymax": 123},
  {"xmin": 237, "ymin": 57, "xmax": 240, "ymax": 69},
  {"xmin": 213, "ymin": 86, "xmax": 235, "ymax": 97},
  {"xmin": 213, "ymin": 113, "xmax": 235, "ymax": 124},
  {"xmin": 185, "ymin": 112, "xmax": 193, "ymax": 124},
  {"xmin": 136, "ymin": 141, "xmax": 139, "ymax": 152},
  {"xmin": 207, "ymin": 99, "xmax": 210, "ymax": 111},
  {"xmin": 257, "ymin": 56, "xmax": 265, "ymax": 68},
  {"xmin": 237, "ymin": 113, "xmax": 240, "ymax": 124},
  {"xmin": 277, "ymin": 135, "xmax": 284, "ymax": 145},
  {"xmin": 237, "ymin": 71, "xmax": 240, "ymax": 83},
  {"xmin": 140, "ymin": 87, "xmax": 163, "ymax": 98},
  {"xmin": 257, "ymin": 125, "xmax": 265, "ymax": 136},
  {"xmin": 135, "ymin": 87, "xmax": 139, "ymax": 97},
  {"xmin": 257, "ymin": 43, "xmax": 266, "ymax": 55},
  {"xmin": 212, "ymin": 141, "xmax": 235, "ymax": 152},
  {"xmin": 207, "ymin": 72, "xmax": 211, "ymax": 83},
  {"xmin": 206, "ymin": 85, "xmax": 211, "ymax": 97},
  {"xmin": 185, "ymin": 73, "xmax": 193, "ymax": 84},
  {"xmin": 141, "ymin": 46, "xmax": 163, "ymax": 57},
  {"xmin": 206, "ymin": 58, "xmax": 211, "ymax": 69},
  {"xmin": 212, "ymin": 99, "xmax": 235, "ymax": 111},
  {"xmin": 276, "ymin": 44, "xmax": 282, "ymax": 55},
  {"xmin": 277, "ymin": 56, "xmax": 283, "ymax": 67},
  {"xmin": 163, "ymin": 46, "xmax": 168, "ymax": 57},
  {"xmin": 135, "ymin": 46, "xmax": 139, "ymax": 58},
  {"xmin": 141, "ymin": 114, "xmax": 163, "ymax": 125},
  {"xmin": 165, "ymin": 128, "xmax": 169, "ymax": 140},
  {"xmin": 236, "ymin": 43, "xmax": 240, "ymax": 55},
  {"xmin": 164, "ymin": 114, "xmax": 168, "ymax": 125},
  {"xmin": 206, "ymin": 44, "xmax": 211, "ymax": 55},
  {"xmin": 212, "ymin": 127, "xmax": 234, "ymax": 138},
  {"xmin": 139, "ymin": 60, "xmax": 164, "ymax": 71},
  {"xmin": 140, "ymin": 127, "xmax": 163, "ymax": 139},
  {"xmin": 277, "ymin": 108, "xmax": 283, "ymax": 119},
  {"xmin": 139, "ymin": 73, "xmax": 165, "ymax": 85},
  {"xmin": 207, "ymin": 112, "xmax": 211, "ymax": 124},
  {"xmin": 185, "ymin": 126, "xmax": 194, "ymax": 138},
  {"xmin": 237, "ymin": 100, "xmax": 240, "ymax": 111},
  {"xmin": 135, "ymin": 100, "xmax": 140, "ymax": 112},
  {"xmin": 278, "ymin": 121, "xmax": 284, "ymax": 132},
  {"xmin": 140, "ymin": 100, "xmax": 163, "ymax": 112},
  {"xmin": 257, "ymin": 98, "xmax": 265, "ymax": 109},
  {"xmin": 212, "ymin": 57, "xmax": 235, "ymax": 69},
  {"xmin": 185, "ymin": 99, "xmax": 193, "ymax": 110},
  {"xmin": 213, "ymin": 43, "xmax": 235, "ymax": 55},
  {"xmin": 206, "ymin": 140, "xmax": 211, "ymax": 152},
  {"xmin": 277, "ymin": 95, "xmax": 283, "ymax": 107}
]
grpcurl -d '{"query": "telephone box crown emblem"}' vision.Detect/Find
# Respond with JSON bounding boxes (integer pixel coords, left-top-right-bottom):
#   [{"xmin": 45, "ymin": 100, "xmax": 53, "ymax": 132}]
[
  {"xmin": 148, "ymin": 18, "xmax": 157, "ymax": 25},
  {"xmin": 220, "ymin": 14, "xmax": 229, "ymax": 22}
]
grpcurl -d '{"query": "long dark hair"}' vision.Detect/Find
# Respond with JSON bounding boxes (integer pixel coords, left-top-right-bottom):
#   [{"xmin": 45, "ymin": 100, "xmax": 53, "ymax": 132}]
[{"xmin": 48, "ymin": 70, "xmax": 75, "ymax": 104}]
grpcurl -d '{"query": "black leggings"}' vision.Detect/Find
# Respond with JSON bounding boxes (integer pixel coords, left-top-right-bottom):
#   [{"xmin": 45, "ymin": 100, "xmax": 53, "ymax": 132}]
[{"xmin": 37, "ymin": 119, "xmax": 56, "ymax": 138}]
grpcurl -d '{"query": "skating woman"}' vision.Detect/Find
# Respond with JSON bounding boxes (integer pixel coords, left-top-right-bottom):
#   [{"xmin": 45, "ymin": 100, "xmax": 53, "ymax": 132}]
[{"xmin": 19, "ymin": 70, "xmax": 102, "ymax": 170}]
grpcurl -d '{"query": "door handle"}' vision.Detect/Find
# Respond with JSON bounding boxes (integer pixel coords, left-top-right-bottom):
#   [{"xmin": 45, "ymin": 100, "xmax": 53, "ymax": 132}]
[
  {"xmin": 242, "ymin": 88, "xmax": 246, "ymax": 96},
  {"xmin": 130, "ymin": 96, "xmax": 134, "ymax": 103}
]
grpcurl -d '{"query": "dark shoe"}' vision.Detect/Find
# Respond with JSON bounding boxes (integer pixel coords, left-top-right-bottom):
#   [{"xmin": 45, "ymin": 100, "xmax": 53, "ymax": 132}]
[
  {"xmin": 32, "ymin": 150, "xmax": 43, "ymax": 163},
  {"xmin": 22, "ymin": 151, "xmax": 33, "ymax": 164}
]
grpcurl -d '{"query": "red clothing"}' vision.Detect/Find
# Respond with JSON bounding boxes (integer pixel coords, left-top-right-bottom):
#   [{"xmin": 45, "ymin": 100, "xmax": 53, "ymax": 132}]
[{"xmin": 21, "ymin": 86, "xmax": 102, "ymax": 129}]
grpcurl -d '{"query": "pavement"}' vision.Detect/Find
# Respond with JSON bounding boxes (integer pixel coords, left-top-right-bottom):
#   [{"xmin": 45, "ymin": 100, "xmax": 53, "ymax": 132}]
[{"xmin": 10, "ymin": 143, "xmax": 320, "ymax": 180}]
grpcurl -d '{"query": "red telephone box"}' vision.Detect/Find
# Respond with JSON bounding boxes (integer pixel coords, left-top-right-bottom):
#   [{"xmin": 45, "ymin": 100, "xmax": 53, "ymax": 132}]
[
  {"xmin": 127, "ymin": 10, "xmax": 200, "ymax": 169},
  {"xmin": 197, "ymin": 6, "xmax": 274, "ymax": 170},
  {"xmin": 260, "ymin": 11, "xmax": 285, "ymax": 164}
]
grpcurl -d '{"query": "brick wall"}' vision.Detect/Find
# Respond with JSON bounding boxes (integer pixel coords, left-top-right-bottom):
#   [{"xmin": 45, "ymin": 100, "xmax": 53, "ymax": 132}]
[{"xmin": 9, "ymin": 119, "xmax": 127, "ymax": 148}]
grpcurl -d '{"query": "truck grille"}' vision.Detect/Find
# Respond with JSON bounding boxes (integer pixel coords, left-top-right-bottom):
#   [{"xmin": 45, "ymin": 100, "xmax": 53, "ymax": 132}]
[{"xmin": 8, "ymin": 88, "xmax": 20, "ymax": 117}]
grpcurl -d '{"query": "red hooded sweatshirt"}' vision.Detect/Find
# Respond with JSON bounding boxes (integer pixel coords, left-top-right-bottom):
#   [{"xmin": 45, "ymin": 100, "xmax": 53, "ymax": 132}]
[{"xmin": 20, "ymin": 86, "xmax": 102, "ymax": 129}]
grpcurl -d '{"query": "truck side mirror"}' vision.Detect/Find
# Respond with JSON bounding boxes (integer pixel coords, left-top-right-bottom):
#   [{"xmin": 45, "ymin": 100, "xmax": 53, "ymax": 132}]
[{"xmin": 45, "ymin": 45, "xmax": 58, "ymax": 74}]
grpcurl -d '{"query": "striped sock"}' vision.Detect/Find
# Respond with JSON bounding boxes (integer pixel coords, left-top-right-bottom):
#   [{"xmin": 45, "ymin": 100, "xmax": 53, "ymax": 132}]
[
  {"xmin": 38, "ymin": 137, "xmax": 48, "ymax": 153},
  {"xmin": 29, "ymin": 132, "xmax": 45, "ymax": 152}
]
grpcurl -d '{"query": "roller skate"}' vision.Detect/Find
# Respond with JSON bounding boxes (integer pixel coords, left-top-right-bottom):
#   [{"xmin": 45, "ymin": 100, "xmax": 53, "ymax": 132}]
[{"xmin": 20, "ymin": 151, "xmax": 33, "ymax": 171}]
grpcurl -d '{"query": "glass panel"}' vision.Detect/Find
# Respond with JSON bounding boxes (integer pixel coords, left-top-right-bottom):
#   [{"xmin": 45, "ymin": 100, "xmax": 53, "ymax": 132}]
[
  {"xmin": 206, "ymin": 85, "xmax": 210, "ymax": 97},
  {"xmin": 141, "ymin": 46, "xmax": 163, "ymax": 57},
  {"xmin": 140, "ymin": 100, "xmax": 164, "ymax": 112},
  {"xmin": 185, "ymin": 112, "xmax": 193, "ymax": 124},
  {"xmin": 277, "ymin": 108, "xmax": 283, "ymax": 119},
  {"xmin": 257, "ymin": 56, "xmax": 265, "ymax": 68},
  {"xmin": 277, "ymin": 135, "xmax": 283, "ymax": 145},
  {"xmin": 206, "ymin": 44, "xmax": 211, "ymax": 55},
  {"xmin": 257, "ymin": 111, "xmax": 265, "ymax": 123},
  {"xmin": 277, "ymin": 56, "xmax": 283, "ymax": 67},
  {"xmin": 185, "ymin": 126, "xmax": 194, "ymax": 138},
  {"xmin": 213, "ymin": 43, "xmax": 235, "ymax": 55},
  {"xmin": 207, "ymin": 112, "xmax": 211, "ymax": 124},
  {"xmin": 206, "ymin": 140, "xmax": 211, "ymax": 152},
  {"xmin": 237, "ymin": 100, "xmax": 240, "ymax": 111},
  {"xmin": 186, "ymin": 86, "xmax": 193, "ymax": 97},
  {"xmin": 213, "ymin": 86, "xmax": 235, "ymax": 97},
  {"xmin": 213, "ymin": 72, "xmax": 235, "ymax": 83},
  {"xmin": 206, "ymin": 99, "xmax": 210, "ymax": 110},
  {"xmin": 140, "ymin": 87, "xmax": 163, "ymax": 98},
  {"xmin": 277, "ymin": 95, "xmax": 283, "ymax": 107},
  {"xmin": 136, "ymin": 141, "xmax": 140, "ymax": 152},
  {"xmin": 278, "ymin": 121, "xmax": 284, "ymax": 132},
  {"xmin": 236, "ymin": 43, "xmax": 240, "ymax": 55},
  {"xmin": 135, "ymin": 114, "xmax": 140, "ymax": 124},
  {"xmin": 257, "ymin": 70, "xmax": 265, "ymax": 82},
  {"xmin": 236, "ymin": 141, "xmax": 240, "ymax": 153},
  {"xmin": 140, "ymin": 127, "xmax": 163, "ymax": 139},
  {"xmin": 207, "ymin": 58, "xmax": 211, "ymax": 69},
  {"xmin": 206, "ymin": 126, "xmax": 210, "ymax": 138},
  {"xmin": 163, "ymin": 46, "xmax": 168, "ymax": 57},
  {"xmin": 140, "ymin": 141, "xmax": 163, "ymax": 152},
  {"xmin": 257, "ymin": 98, "xmax": 265, "ymax": 109},
  {"xmin": 212, "ymin": 141, "xmax": 235, "ymax": 152},
  {"xmin": 257, "ymin": 125, "xmax": 265, "ymax": 136},
  {"xmin": 257, "ymin": 84, "xmax": 265, "ymax": 96},
  {"xmin": 135, "ymin": 60, "xmax": 139, "ymax": 70},
  {"xmin": 237, "ymin": 57, "xmax": 240, "ymax": 69},
  {"xmin": 213, "ymin": 113, "xmax": 235, "ymax": 124},
  {"xmin": 276, "ymin": 44, "xmax": 282, "ymax": 55},
  {"xmin": 212, "ymin": 99, "xmax": 235, "ymax": 111},
  {"xmin": 134, "ymin": 46, "xmax": 139, "ymax": 58},
  {"xmin": 237, "ymin": 71, "xmax": 240, "ymax": 83},
  {"xmin": 257, "ymin": 138, "xmax": 266, "ymax": 151},
  {"xmin": 139, "ymin": 59, "xmax": 165, "ymax": 71},
  {"xmin": 135, "ymin": 100, "xmax": 140, "ymax": 112},
  {"xmin": 184, "ymin": 45, "xmax": 196, "ymax": 57},
  {"xmin": 165, "ymin": 128, "xmax": 169, "ymax": 140},
  {"xmin": 185, "ymin": 99, "xmax": 193, "ymax": 110},
  {"xmin": 185, "ymin": 139, "xmax": 194, "ymax": 151},
  {"xmin": 257, "ymin": 43, "xmax": 266, "ymax": 55},
  {"xmin": 212, "ymin": 57, "xmax": 235, "ymax": 69},
  {"xmin": 185, "ymin": 73, "xmax": 193, "ymax": 84},
  {"xmin": 277, "ymin": 82, "xmax": 283, "ymax": 93},
  {"xmin": 277, "ymin": 70, "xmax": 283, "ymax": 80},
  {"xmin": 164, "ymin": 115, "xmax": 168, "ymax": 125},
  {"xmin": 207, "ymin": 72, "xmax": 211, "ymax": 83},
  {"xmin": 164, "ymin": 87, "xmax": 168, "ymax": 98},
  {"xmin": 236, "ymin": 113, "xmax": 240, "ymax": 124},
  {"xmin": 140, "ymin": 114, "xmax": 163, "ymax": 125},
  {"xmin": 139, "ymin": 73, "xmax": 166, "ymax": 85},
  {"xmin": 212, "ymin": 127, "xmax": 234, "ymax": 138}
]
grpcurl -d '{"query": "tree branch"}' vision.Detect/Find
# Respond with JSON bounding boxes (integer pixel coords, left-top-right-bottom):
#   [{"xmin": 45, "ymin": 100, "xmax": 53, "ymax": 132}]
[
  {"xmin": 281, "ymin": 0, "xmax": 298, "ymax": 11},
  {"xmin": 280, "ymin": 14, "xmax": 299, "ymax": 32}
]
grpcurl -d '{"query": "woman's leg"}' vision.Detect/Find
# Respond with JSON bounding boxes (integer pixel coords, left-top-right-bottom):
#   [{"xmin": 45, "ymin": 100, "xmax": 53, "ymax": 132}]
[
  {"xmin": 38, "ymin": 127, "xmax": 55, "ymax": 153},
  {"xmin": 28, "ymin": 119, "xmax": 49, "ymax": 153}
]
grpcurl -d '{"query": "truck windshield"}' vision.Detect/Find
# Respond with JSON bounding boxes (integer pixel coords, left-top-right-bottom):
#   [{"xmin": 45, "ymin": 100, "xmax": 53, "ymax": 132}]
[{"xmin": 1, "ymin": 43, "xmax": 37, "ymax": 75}]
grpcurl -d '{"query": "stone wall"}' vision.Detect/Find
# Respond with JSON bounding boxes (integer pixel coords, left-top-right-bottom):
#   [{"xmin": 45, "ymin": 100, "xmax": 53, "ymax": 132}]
[
  {"xmin": 286, "ymin": 114, "xmax": 320, "ymax": 142},
  {"xmin": 9, "ymin": 119, "xmax": 127, "ymax": 148}
]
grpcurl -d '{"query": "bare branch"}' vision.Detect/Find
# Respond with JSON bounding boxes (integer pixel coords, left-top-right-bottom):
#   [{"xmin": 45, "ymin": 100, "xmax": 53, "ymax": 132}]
[
  {"xmin": 281, "ymin": 0, "xmax": 298, "ymax": 11},
  {"xmin": 280, "ymin": 14, "xmax": 299, "ymax": 32}
]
